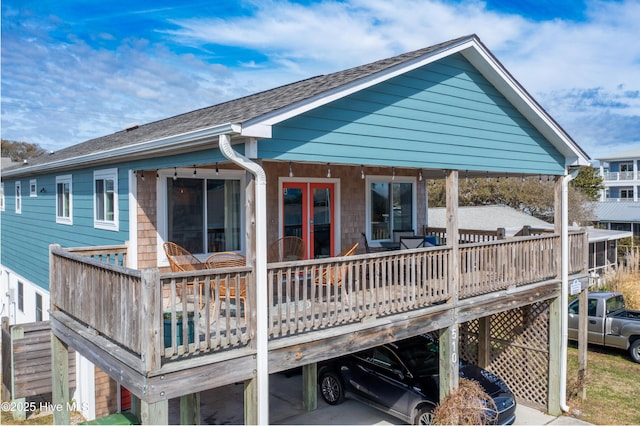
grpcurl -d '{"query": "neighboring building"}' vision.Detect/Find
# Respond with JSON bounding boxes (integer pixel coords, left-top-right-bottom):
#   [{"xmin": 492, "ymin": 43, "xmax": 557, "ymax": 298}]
[
  {"xmin": 428, "ymin": 204, "xmax": 633, "ymax": 276},
  {"xmin": 1, "ymin": 35, "xmax": 591, "ymax": 423},
  {"xmin": 595, "ymin": 148, "xmax": 640, "ymax": 237}
]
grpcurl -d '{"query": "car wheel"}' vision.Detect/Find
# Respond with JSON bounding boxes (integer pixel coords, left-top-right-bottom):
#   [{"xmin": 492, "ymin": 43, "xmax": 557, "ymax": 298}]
[
  {"xmin": 319, "ymin": 371, "xmax": 345, "ymax": 405},
  {"xmin": 630, "ymin": 339, "xmax": 640, "ymax": 363},
  {"xmin": 414, "ymin": 406, "xmax": 435, "ymax": 425}
]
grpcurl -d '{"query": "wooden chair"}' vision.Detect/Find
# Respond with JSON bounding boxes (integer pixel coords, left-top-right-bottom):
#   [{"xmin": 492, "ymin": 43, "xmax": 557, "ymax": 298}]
[
  {"xmin": 315, "ymin": 242, "xmax": 359, "ymax": 304},
  {"xmin": 205, "ymin": 252, "xmax": 247, "ymax": 321},
  {"xmin": 268, "ymin": 236, "xmax": 306, "ymax": 263},
  {"xmin": 163, "ymin": 242, "xmax": 205, "ymax": 272},
  {"xmin": 162, "ymin": 242, "xmax": 206, "ymax": 310}
]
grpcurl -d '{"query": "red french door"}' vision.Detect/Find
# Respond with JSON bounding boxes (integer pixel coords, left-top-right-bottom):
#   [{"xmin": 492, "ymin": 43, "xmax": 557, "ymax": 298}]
[{"xmin": 282, "ymin": 182, "xmax": 335, "ymax": 259}]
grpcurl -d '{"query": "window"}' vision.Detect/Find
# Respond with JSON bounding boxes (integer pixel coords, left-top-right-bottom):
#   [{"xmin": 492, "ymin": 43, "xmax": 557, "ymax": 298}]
[
  {"xmin": 56, "ymin": 175, "xmax": 73, "ymax": 224},
  {"xmin": 0, "ymin": 182, "xmax": 4, "ymax": 211},
  {"xmin": 366, "ymin": 176, "xmax": 416, "ymax": 241},
  {"xmin": 30, "ymin": 179, "xmax": 37, "ymax": 197},
  {"xmin": 36, "ymin": 293, "xmax": 43, "ymax": 321},
  {"xmin": 15, "ymin": 181, "xmax": 22, "ymax": 214},
  {"xmin": 620, "ymin": 162, "xmax": 634, "ymax": 172},
  {"xmin": 161, "ymin": 169, "xmax": 244, "ymax": 255},
  {"xmin": 620, "ymin": 189, "xmax": 633, "ymax": 199},
  {"xmin": 18, "ymin": 281, "xmax": 24, "ymax": 313},
  {"xmin": 94, "ymin": 169, "xmax": 118, "ymax": 231}
]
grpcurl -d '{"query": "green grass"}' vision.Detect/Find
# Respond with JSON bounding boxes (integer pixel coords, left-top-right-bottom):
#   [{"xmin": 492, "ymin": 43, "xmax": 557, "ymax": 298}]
[{"xmin": 566, "ymin": 342, "xmax": 640, "ymax": 425}]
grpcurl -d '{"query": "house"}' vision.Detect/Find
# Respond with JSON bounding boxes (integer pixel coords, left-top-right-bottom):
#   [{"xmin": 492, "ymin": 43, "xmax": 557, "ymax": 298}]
[
  {"xmin": 0, "ymin": 34, "xmax": 591, "ymax": 424},
  {"xmin": 427, "ymin": 204, "xmax": 633, "ymax": 277},
  {"xmin": 593, "ymin": 148, "xmax": 640, "ymax": 238}
]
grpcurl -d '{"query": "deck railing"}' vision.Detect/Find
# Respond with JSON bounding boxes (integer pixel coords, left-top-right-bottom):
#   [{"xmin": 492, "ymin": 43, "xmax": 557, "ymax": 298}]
[
  {"xmin": 50, "ymin": 231, "xmax": 587, "ymax": 365},
  {"xmin": 267, "ymin": 247, "xmax": 451, "ymax": 338}
]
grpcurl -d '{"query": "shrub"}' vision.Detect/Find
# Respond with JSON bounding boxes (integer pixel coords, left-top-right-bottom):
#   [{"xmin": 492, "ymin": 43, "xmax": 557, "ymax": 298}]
[{"xmin": 431, "ymin": 378, "xmax": 497, "ymax": 425}]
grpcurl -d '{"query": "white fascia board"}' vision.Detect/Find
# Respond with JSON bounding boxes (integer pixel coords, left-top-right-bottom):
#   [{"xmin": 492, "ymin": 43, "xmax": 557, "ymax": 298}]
[
  {"xmin": 241, "ymin": 38, "xmax": 476, "ymax": 137},
  {"xmin": 3, "ymin": 123, "xmax": 242, "ymax": 177},
  {"xmin": 461, "ymin": 46, "xmax": 591, "ymax": 167}
]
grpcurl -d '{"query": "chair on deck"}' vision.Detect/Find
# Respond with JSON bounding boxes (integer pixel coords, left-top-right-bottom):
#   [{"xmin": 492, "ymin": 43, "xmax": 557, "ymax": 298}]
[
  {"xmin": 361, "ymin": 233, "xmax": 388, "ymax": 253},
  {"xmin": 205, "ymin": 252, "xmax": 247, "ymax": 321},
  {"xmin": 399, "ymin": 236, "xmax": 426, "ymax": 249},
  {"xmin": 314, "ymin": 242, "xmax": 359, "ymax": 304},
  {"xmin": 162, "ymin": 242, "xmax": 206, "ymax": 310},
  {"xmin": 163, "ymin": 242, "xmax": 205, "ymax": 272},
  {"xmin": 268, "ymin": 236, "xmax": 306, "ymax": 263},
  {"xmin": 393, "ymin": 230, "xmax": 415, "ymax": 242}
]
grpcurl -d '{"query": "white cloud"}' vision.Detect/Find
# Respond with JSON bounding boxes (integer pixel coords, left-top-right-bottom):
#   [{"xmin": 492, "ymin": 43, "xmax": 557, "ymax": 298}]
[{"xmin": 2, "ymin": 0, "xmax": 639, "ymax": 160}]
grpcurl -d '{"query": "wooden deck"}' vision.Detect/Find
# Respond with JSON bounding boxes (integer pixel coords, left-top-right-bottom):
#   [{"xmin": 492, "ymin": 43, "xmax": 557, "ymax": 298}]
[{"xmin": 48, "ymin": 232, "xmax": 588, "ymax": 405}]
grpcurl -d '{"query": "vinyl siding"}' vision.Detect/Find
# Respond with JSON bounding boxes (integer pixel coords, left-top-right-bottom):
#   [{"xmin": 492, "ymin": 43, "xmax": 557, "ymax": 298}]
[
  {"xmin": 0, "ymin": 148, "xmax": 227, "ymax": 291},
  {"xmin": 261, "ymin": 53, "xmax": 565, "ymax": 175}
]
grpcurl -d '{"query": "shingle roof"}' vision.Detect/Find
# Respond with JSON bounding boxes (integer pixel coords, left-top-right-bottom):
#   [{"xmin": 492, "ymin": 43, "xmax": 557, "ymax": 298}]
[{"xmin": 6, "ymin": 35, "xmax": 474, "ymax": 172}]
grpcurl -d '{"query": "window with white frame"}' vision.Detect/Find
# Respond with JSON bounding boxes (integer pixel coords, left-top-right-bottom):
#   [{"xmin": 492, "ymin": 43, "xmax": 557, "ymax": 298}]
[
  {"xmin": 18, "ymin": 281, "xmax": 24, "ymax": 313},
  {"xmin": 366, "ymin": 176, "xmax": 416, "ymax": 241},
  {"xmin": 36, "ymin": 292, "xmax": 43, "ymax": 322},
  {"xmin": 620, "ymin": 189, "xmax": 633, "ymax": 199},
  {"xmin": 56, "ymin": 175, "xmax": 73, "ymax": 224},
  {"xmin": 0, "ymin": 182, "xmax": 5, "ymax": 211},
  {"xmin": 160, "ymin": 168, "xmax": 244, "ymax": 255},
  {"xmin": 15, "ymin": 181, "xmax": 22, "ymax": 214},
  {"xmin": 30, "ymin": 179, "xmax": 37, "ymax": 197},
  {"xmin": 94, "ymin": 168, "xmax": 118, "ymax": 231}
]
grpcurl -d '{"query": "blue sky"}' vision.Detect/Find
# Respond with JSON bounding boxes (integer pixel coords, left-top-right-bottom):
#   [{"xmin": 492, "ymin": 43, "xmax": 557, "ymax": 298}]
[{"xmin": 2, "ymin": 0, "xmax": 639, "ymax": 160}]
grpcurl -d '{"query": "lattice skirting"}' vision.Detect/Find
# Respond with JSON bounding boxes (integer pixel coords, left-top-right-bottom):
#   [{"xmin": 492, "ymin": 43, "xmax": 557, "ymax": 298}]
[{"xmin": 460, "ymin": 300, "xmax": 551, "ymax": 410}]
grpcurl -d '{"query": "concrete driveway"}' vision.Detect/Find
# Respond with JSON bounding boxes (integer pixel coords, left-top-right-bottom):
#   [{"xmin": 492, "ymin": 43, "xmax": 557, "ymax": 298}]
[{"xmin": 168, "ymin": 370, "xmax": 584, "ymax": 425}]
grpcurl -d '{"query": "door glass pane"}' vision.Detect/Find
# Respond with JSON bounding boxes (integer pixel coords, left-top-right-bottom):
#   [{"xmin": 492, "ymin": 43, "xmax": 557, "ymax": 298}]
[
  {"xmin": 167, "ymin": 178, "xmax": 204, "ymax": 253},
  {"xmin": 283, "ymin": 187, "xmax": 303, "ymax": 238},
  {"xmin": 393, "ymin": 183, "xmax": 413, "ymax": 231},
  {"xmin": 370, "ymin": 183, "xmax": 390, "ymax": 240},
  {"xmin": 313, "ymin": 187, "xmax": 331, "ymax": 258},
  {"xmin": 207, "ymin": 180, "xmax": 241, "ymax": 251}
]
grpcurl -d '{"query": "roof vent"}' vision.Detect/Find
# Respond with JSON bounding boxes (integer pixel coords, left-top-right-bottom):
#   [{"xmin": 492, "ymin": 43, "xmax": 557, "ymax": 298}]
[{"xmin": 124, "ymin": 122, "xmax": 140, "ymax": 132}]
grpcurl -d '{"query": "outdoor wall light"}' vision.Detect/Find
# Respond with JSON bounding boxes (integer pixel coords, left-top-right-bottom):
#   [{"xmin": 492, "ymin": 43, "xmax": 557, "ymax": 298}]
[
  {"xmin": 289, "ymin": 161, "xmax": 294, "ymax": 177},
  {"xmin": 361, "ymin": 165, "xmax": 365, "ymax": 180},
  {"xmin": 418, "ymin": 169, "xmax": 423, "ymax": 181},
  {"xmin": 173, "ymin": 167, "xmax": 177, "ymax": 181},
  {"xmin": 40, "ymin": 187, "xmax": 46, "ymax": 193},
  {"xmin": 326, "ymin": 163, "xmax": 331, "ymax": 178},
  {"xmin": 215, "ymin": 162, "xmax": 219, "ymax": 175},
  {"xmin": 193, "ymin": 165, "xmax": 197, "ymax": 176}
]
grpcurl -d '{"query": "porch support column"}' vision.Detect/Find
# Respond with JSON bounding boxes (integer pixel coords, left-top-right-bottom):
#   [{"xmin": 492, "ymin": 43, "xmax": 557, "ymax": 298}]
[
  {"xmin": 51, "ymin": 330, "xmax": 70, "ymax": 425},
  {"xmin": 139, "ymin": 400, "xmax": 168, "ymax": 425},
  {"xmin": 440, "ymin": 169, "xmax": 459, "ymax": 401},
  {"xmin": 244, "ymin": 167, "xmax": 259, "ymax": 426},
  {"xmin": 180, "ymin": 393, "xmax": 200, "ymax": 424},
  {"xmin": 302, "ymin": 363, "xmax": 317, "ymax": 411},
  {"xmin": 478, "ymin": 316, "xmax": 491, "ymax": 370}
]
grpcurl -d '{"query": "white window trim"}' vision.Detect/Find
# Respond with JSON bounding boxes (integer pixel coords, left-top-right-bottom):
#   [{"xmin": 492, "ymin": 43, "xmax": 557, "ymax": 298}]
[
  {"xmin": 364, "ymin": 175, "xmax": 417, "ymax": 242},
  {"xmin": 15, "ymin": 181, "xmax": 22, "ymax": 214},
  {"xmin": 1, "ymin": 182, "xmax": 6, "ymax": 211},
  {"xmin": 156, "ymin": 167, "xmax": 246, "ymax": 266},
  {"xmin": 94, "ymin": 168, "xmax": 119, "ymax": 231},
  {"xmin": 56, "ymin": 175, "xmax": 73, "ymax": 225},
  {"xmin": 30, "ymin": 179, "xmax": 37, "ymax": 197}
]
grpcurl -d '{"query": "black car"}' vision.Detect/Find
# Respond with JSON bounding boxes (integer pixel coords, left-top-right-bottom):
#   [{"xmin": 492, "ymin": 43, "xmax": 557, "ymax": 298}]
[{"xmin": 318, "ymin": 335, "xmax": 516, "ymax": 425}]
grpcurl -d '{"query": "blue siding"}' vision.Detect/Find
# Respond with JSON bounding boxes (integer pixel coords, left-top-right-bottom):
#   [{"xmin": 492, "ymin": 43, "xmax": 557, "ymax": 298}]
[
  {"xmin": 0, "ymin": 148, "xmax": 231, "ymax": 291},
  {"xmin": 261, "ymin": 53, "xmax": 565, "ymax": 175}
]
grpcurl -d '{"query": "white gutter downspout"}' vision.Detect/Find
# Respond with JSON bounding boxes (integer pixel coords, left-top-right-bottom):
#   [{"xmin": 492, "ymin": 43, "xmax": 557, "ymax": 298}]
[
  {"xmin": 560, "ymin": 168, "xmax": 579, "ymax": 413},
  {"xmin": 219, "ymin": 133, "xmax": 269, "ymax": 425}
]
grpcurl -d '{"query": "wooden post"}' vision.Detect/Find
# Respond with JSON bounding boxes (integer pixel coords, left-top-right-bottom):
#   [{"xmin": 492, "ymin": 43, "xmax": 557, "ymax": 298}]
[
  {"xmin": 139, "ymin": 400, "xmax": 168, "ymax": 425},
  {"xmin": 244, "ymin": 377, "xmax": 257, "ymax": 425},
  {"xmin": 140, "ymin": 268, "xmax": 162, "ymax": 373},
  {"xmin": 548, "ymin": 295, "xmax": 562, "ymax": 416},
  {"xmin": 10, "ymin": 325, "xmax": 26, "ymax": 421},
  {"xmin": 577, "ymin": 288, "xmax": 588, "ymax": 399},
  {"xmin": 478, "ymin": 316, "xmax": 491, "ymax": 369},
  {"xmin": 440, "ymin": 170, "xmax": 459, "ymax": 401},
  {"xmin": 180, "ymin": 393, "xmax": 200, "ymax": 425},
  {"xmin": 51, "ymin": 331, "xmax": 70, "ymax": 425},
  {"xmin": 302, "ymin": 363, "xmax": 317, "ymax": 411}
]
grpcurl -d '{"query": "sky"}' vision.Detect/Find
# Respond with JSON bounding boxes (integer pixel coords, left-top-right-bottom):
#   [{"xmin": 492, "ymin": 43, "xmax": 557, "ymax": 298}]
[{"xmin": 1, "ymin": 0, "xmax": 639, "ymax": 161}]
